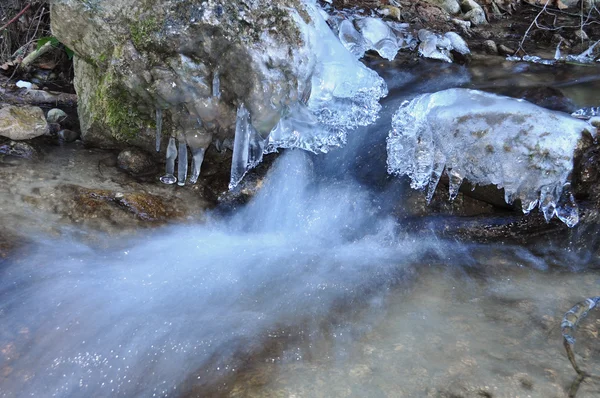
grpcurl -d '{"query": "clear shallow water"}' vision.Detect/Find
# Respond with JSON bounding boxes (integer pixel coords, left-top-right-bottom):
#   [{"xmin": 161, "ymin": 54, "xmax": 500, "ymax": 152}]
[{"xmin": 0, "ymin": 60, "xmax": 599, "ymax": 397}]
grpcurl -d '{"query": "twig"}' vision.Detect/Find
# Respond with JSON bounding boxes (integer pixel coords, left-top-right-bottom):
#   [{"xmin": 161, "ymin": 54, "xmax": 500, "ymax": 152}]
[
  {"xmin": 19, "ymin": 40, "xmax": 52, "ymax": 68},
  {"xmin": 0, "ymin": 3, "xmax": 31, "ymax": 32},
  {"xmin": 517, "ymin": 2, "xmax": 549, "ymax": 54}
]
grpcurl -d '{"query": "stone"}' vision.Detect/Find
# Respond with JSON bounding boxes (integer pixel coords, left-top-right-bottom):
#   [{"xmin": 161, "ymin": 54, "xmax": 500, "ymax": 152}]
[
  {"xmin": 117, "ymin": 148, "xmax": 156, "ymax": 175},
  {"xmin": 482, "ymin": 39, "xmax": 498, "ymax": 54},
  {"xmin": 461, "ymin": 0, "xmax": 487, "ymax": 25},
  {"xmin": 0, "ymin": 105, "xmax": 48, "ymax": 140},
  {"xmin": 46, "ymin": 108, "xmax": 68, "ymax": 124},
  {"xmin": 0, "ymin": 140, "xmax": 39, "ymax": 160},
  {"xmin": 424, "ymin": 0, "xmax": 461, "ymax": 14},
  {"xmin": 498, "ymin": 44, "xmax": 515, "ymax": 55},
  {"xmin": 58, "ymin": 129, "xmax": 81, "ymax": 143}
]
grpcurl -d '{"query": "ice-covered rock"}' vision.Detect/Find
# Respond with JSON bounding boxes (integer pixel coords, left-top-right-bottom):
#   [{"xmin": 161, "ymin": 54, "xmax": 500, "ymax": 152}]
[
  {"xmin": 229, "ymin": 3, "xmax": 387, "ymax": 188},
  {"xmin": 417, "ymin": 29, "xmax": 470, "ymax": 63},
  {"xmin": 355, "ymin": 17, "xmax": 400, "ymax": 61},
  {"xmin": 387, "ymin": 88, "xmax": 595, "ymax": 227},
  {"xmin": 51, "ymin": 0, "xmax": 386, "ymax": 188}
]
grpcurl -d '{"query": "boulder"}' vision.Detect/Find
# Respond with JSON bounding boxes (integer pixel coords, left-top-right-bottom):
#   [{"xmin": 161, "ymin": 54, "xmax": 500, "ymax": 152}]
[
  {"xmin": 0, "ymin": 105, "xmax": 49, "ymax": 140},
  {"xmin": 50, "ymin": 0, "xmax": 386, "ymax": 188}
]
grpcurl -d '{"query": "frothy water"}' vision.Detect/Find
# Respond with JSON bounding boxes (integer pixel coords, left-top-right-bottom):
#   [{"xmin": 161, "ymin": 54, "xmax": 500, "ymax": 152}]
[{"xmin": 0, "ymin": 150, "xmax": 460, "ymax": 397}]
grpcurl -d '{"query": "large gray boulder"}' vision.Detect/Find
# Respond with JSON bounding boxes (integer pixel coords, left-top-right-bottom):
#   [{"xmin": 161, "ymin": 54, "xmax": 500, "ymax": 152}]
[{"xmin": 50, "ymin": 0, "xmax": 385, "ymax": 185}]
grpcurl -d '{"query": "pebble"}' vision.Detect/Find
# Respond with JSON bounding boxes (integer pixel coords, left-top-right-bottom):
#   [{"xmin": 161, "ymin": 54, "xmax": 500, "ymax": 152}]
[
  {"xmin": 117, "ymin": 148, "xmax": 156, "ymax": 175},
  {"xmin": 46, "ymin": 108, "xmax": 68, "ymax": 124},
  {"xmin": 482, "ymin": 39, "xmax": 498, "ymax": 54},
  {"xmin": 58, "ymin": 129, "xmax": 80, "ymax": 143}
]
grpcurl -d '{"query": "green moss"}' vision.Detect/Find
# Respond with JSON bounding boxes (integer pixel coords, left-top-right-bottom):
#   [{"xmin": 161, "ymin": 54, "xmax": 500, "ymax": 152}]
[
  {"xmin": 130, "ymin": 17, "xmax": 162, "ymax": 50},
  {"xmin": 90, "ymin": 70, "xmax": 149, "ymax": 142}
]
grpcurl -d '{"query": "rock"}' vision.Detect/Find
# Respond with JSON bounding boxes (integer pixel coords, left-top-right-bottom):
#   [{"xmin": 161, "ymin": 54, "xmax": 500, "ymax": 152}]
[
  {"xmin": 117, "ymin": 148, "xmax": 156, "ymax": 175},
  {"xmin": 0, "ymin": 105, "xmax": 48, "ymax": 140},
  {"xmin": 48, "ymin": 123, "xmax": 62, "ymax": 135},
  {"xmin": 424, "ymin": 0, "xmax": 461, "ymax": 14},
  {"xmin": 57, "ymin": 129, "xmax": 81, "ymax": 143},
  {"xmin": 46, "ymin": 108, "xmax": 68, "ymax": 124},
  {"xmin": 514, "ymin": 87, "xmax": 577, "ymax": 114},
  {"xmin": 461, "ymin": 0, "xmax": 487, "ymax": 25},
  {"xmin": 498, "ymin": 44, "xmax": 515, "ymax": 55},
  {"xmin": 379, "ymin": 5, "xmax": 402, "ymax": 20},
  {"xmin": 482, "ymin": 39, "xmax": 498, "ymax": 54},
  {"xmin": 0, "ymin": 140, "xmax": 39, "ymax": 160},
  {"xmin": 50, "ymin": 0, "xmax": 384, "ymax": 158},
  {"xmin": 574, "ymin": 29, "xmax": 589, "ymax": 41}
]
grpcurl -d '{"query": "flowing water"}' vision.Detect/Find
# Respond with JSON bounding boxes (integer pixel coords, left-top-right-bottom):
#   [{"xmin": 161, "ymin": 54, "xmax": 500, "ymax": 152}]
[{"xmin": 1, "ymin": 58, "xmax": 600, "ymax": 397}]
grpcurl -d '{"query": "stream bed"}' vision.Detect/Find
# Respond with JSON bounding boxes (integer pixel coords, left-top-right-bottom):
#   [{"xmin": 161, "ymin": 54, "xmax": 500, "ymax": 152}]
[{"xmin": 0, "ymin": 57, "xmax": 599, "ymax": 397}]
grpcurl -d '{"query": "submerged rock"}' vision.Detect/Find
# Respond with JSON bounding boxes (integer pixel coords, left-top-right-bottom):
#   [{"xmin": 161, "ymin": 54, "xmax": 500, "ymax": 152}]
[
  {"xmin": 117, "ymin": 148, "xmax": 156, "ymax": 176},
  {"xmin": 0, "ymin": 105, "xmax": 48, "ymax": 140},
  {"xmin": 387, "ymin": 88, "xmax": 595, "ymax": 227}
]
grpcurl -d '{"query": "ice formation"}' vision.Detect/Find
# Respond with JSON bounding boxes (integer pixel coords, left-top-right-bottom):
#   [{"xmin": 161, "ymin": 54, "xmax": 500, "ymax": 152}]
[
  {"xmin": 387, "ymin": 88, "xmax": 595, "ymax": 227},
  {"xmin": 417, "ymin": 30, "xmax": 470, "ymax": 62},
  {"xmin": 508, "ymin": 39, "xmax": 600, "ymax": 65},
  {"xmin": 228, "ymin": 1, "xmax": 387, "ymax": 189},
  {"xmin": 160, "ymin": 137, "xmax": 178, "ymax": 184}
]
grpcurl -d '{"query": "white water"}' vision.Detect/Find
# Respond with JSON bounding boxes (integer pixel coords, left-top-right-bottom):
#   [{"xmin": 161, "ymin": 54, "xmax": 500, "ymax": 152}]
[{"xmin": 0, "ymin": 150, "xmax": 458, "ymax": 397}]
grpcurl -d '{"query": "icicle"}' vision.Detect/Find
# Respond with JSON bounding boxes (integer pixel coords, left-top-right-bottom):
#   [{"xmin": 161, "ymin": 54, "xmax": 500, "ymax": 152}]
[
  {"xmin": 539, "ymin": 185, "xmax": 558, "ymax": 222},
  {"xmin": 338, "ymin": 19, "xmax": 367, "ymax": 59},
  {"xmin": 189, "ymin": 148, "xmax": 206, "ymax": 184},
  {"xmin": 556, "ymin": 183, "xmax": 579, "ymax": 227},
  {"xmin": 160, "ymin": 137, "xmax": 178, "ymax": 184},
  {"xmin": 447, "ymin": 169, "xmax": 463, "ymax": 201},
  {"xmin": 229, "ymin": 103, "xmax": 265, "ymax": 190},
  {"xmin": 177, "ymin": 139, "xmax": 188, "ymax": 186},
  {"xmin": 426, "ymin": 155, "xmax": 445, "ymax": 204},
  {"xmin": 212, "ymin": 70, "xmax": 221, "ymax": 99},
  {"xmin": 554, "ymin": 39, "xmax": 563, "ymax": 60},
  {"xmin": 155, "ymin": 108, "xmax": 162, "ymax": 152}
]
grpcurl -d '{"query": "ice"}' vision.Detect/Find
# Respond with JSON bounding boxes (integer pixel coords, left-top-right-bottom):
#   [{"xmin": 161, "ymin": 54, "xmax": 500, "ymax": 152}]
[
  {"xmin": 155, "ymin": 108, "xmax": 162, "ymax": 152},
  {"xmin": 338, "ymin": 19, "xmax": 367, "ymax": 58},
  {"xmin": 160, "ymin": 137, "xmax": 178, "ymax": 185},
  {"xmin": 417, "ymin": 29, "xmax": 470, "ymax": 63},
  {"xmin": 355, "ymin": 17, "xmax": 399, "ymax": 61},
  {"xmin": 572, "ymin": 107, "xmax": 600, "ymax": 119},
  {"xmin": 230, "ymin": 103, "xmax": 266, "ymax": 189},
  {"xmin": 189, "ymin": 147, "xmax": 206, "ymax": 184},
  {"xmin": 229, "ymin": 2, "xmax": 387, "ymax": 189},
  {"xmin": 387, "ymin": 88, "xmax": 594, "ymax": 226},
  {"xmin": 212, "ymin": 70, "xmax": 221, "ymax": 99},
  {"xmin": 177, "ymin": 139, "xmax": 188, "ymax": 186}
]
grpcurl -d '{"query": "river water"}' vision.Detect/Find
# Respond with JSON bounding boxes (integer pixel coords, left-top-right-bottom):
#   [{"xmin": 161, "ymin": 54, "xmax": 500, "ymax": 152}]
[{"xmin": 1, "ymin": 58, "xmax": 599, "ymax": 397}]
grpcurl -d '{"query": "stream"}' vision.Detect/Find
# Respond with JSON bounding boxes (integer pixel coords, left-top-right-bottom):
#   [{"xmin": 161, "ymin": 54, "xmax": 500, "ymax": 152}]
[{"xmin": 1, "ymin": 57, "xmax": 599, "ymax": 397}]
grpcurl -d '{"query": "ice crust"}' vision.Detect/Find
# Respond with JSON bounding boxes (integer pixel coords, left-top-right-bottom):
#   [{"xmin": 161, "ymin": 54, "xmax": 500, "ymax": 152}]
[
  {"xmin": 387, "ymin": 88, "xmax": 594, "ymax": 227},
  {"xmin": 229, "ymin": 1, "xmax": 387, "ymax": 189}
]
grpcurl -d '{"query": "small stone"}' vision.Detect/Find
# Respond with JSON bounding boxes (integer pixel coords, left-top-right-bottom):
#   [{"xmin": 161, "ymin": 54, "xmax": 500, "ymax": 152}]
[
  {"xmin": 117, "ymin": 148, "xmax": 156, "ymax": 175},
  {"xmin": 58, "ymin": 129, "xmax": 80, "ymax": 143},
  {"xmin": 498, "ymin": 44, "xmax": 515, "ymax": 56},
  {"xmin": 379, "ymin": 6, "xmax": 402, "ymax": 21},
  {"xmin": 461, "ymin": 0, "xmax": 487, "ymax": 25},
  {"xmin": 425, "ymin": 0, "xmax": 461, "ymax": 14},
  {"xmin": 46, "ymin": 108, "xmax": 68, "ymax": 124},
  {"xmin": 0, "ymin": 105, "xmax": 48, "ymax": 140},
  {"xmin": 0, "ymin": 141, "xmax": 38, "ymax": 160},
  {"xmin": 48, "ymin": 123, "xmax": 62, "ymax": 135},
  {"xmin": 482, "ymin": 40, "xmax": 498, "ymax": 54},
  {"xmin": 574, "ymin": 29, "xmax": 589, "ymax": 41}
]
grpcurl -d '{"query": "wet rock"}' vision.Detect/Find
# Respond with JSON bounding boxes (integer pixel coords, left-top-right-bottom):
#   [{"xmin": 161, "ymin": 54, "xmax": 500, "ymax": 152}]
[
  {"xmin": 425, "ymin": 0, "xmax": 461, "ymax": 14},
  {"xmin": 67, "ymin": 185, "xmax": 184, "ymax": 224},
  {"xmin": 57, "ymin": 129, "xmax": 80, "ymax": 143},
  {"xmin": 0, "ymin": 105, "xmax": 48, "ymax": 140},
  {"xmin": 46, "ymin": 108, "xmax": 68, "ymax": 124},
  {"xmin": 461, "ymin": 0, "xmax": 486, "ymax": 25},
  {"xmin": 498, "ymin": 44, "xmax": 515, "ymax": 56},
  {"xmin": 48, "ymin": 123, "xmax": 62, "ymax": 135},
  {"xmin": 117, "ymin": 148, "xmax": 156, "ymax": 175},
  {"xmin": 513, "ymin": 86, "xmax": 577, "ymax": 113},
  {"xmin": 379, "ymin": 5, "xmax": 402, "ymax": 20},
  {"xmin": 0, "ymin": 141, "xmax": 39, "ymax": 160},
  {"xmin": 482, "ymin": 39, "xmax": 498, "ymax": 54}
]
